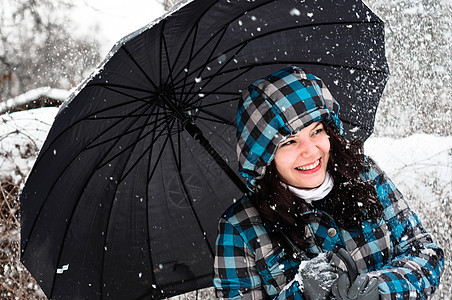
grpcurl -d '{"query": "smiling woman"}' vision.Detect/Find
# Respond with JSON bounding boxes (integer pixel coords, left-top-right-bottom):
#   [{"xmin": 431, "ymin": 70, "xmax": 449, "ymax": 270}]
[
  {"xmin": 274, "ymin": 122, "xmax": 330, "ymax": 189},
  {"xmin": 213, "ymin": 66, "xmax": 444, "ymax": 299}
]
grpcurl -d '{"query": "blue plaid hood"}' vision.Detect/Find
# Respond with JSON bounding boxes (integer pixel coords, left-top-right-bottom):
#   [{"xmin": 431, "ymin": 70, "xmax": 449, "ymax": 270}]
[{"xmin": 236, "ymin": 66, "xmax": 343, "ymax": 187}]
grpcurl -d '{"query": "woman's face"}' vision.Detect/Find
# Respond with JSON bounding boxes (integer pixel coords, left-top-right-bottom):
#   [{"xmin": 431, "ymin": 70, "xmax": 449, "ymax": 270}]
[{"xmin": 273, "ymin": 122, "xmax": 330, "ymax": 189}]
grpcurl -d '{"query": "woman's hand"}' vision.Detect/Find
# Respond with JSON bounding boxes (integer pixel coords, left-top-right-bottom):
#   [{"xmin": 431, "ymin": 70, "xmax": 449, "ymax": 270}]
[
  {"xmin": 331, "ymin": 273, "xmax": 379, "ymax": 300},
  {"xmin": 331, "ymin": 248, "xmax": 379, "ymax": 300},
  {"xmin": 298, "ymin": 252, "xmax": 338, "ymax": 300}
]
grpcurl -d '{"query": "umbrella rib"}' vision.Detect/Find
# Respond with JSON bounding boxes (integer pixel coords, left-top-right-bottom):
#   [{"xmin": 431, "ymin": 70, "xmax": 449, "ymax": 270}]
[
  {"xmin": 184, "ymin": 56, "xmax": 388, "ymax": 108},
  {"xmin": 166, "ymin": 0, "xmax": 275, "ymax": 83},
  {"xmin": 178, "ymin": 43, "xmax": 250, "ymax": 107},
  {"xmin": 174, "ymin": 40, "xmax": 248, "ymax": 104},
  {"xmin": 84, "ymin": 116, "xmax": 166, "ymax": 151},
  {"xmin": 21, "ymin": 101, "xmax": 152, "ymax": 256},
  {"xmin": 172, "ymin": 90, "xmax": 241, "ymax": 96},
  {"xmin": 33, "ymin": 98, "xmax": 151, "ymax": 167},
  {"xmin": 165, "ymin": 116, "xmax": 181, "ymax": 172},
  {"xmin": 85, "ymin": 112, "xmax": 167, "ymax": 120},
  {"xmin": 46, "ymin": 104, "xmax": 157, "ymax": 299},
  {"xmin": 144, "ymin": 111, "xmax": 160, "ymax": 289},
  {"xmin": 162, "ymin": 0, "xmax": 266, "ymax": 91},
  {"xmin": 189, "ymin": 59, "xmax": 387, "ymax": 88},
  {"xmin": 177, "ymin": 119, "xmax": 182, "ymax": 171},
  {"xmin": 87, "ymin": 82, "xmax": 157, "ymax": 97},
  {"xmin": 81, "ymin": 106, "xmax": 162, "ymax": 152},
  {"xmin": 159, "ymin": 20, "xmax": 164, "ymax": 85},
  {"xmin": 163, "ymin": 0, "xmax": 220, "ymax": 82},
  {"xmin": 239, "ymin": 59, "xmax": 390, "ymax": 74},
  {"xmin": 98, "ymin": 105, "xmax": 161, "ymax": 298},
  {"xmin": 80, "ymin": 103, "xmax": 154, "ymax": 151},
  {"xmin": 117, "ymin": 121, "xmax": 168, "ymax": 183},
  {"xmin": 159, "ymin": 24, "xmax": 194, "ymax": 122},
  {"xmin": 84, "ymin": 113, "xmax": 167, "ymax": 151},
  {"xmin": 96, "ymin": 116, "xmax": 170, "ymax": 171},
  {"xmin": 181, "ymin": 64, "xmax": 250, "ymax": 107},
  {"xmin": 177, "ymin": 135, "xmax": 228, "ymax": 255},
  {"xmin": 181, "ymin": 25, "xmax": 229, "ymax": 106},
  {"xmin": 161, "ymin": 29, "xmax": 177, "ymax": 91},
  {"xmin": 146, "ymin": 120, "xmax": 173, "ymax": 183},
  {"xmin": 178, "ymin": 124, "xmax": 244, "ymax": 258},
  {"xmin": 170, "ymin": 0, "xmax": 277, "ymax": 83},
  {"xmin": 176, "ymin": 64, "xmax": 250, "ymax": 97},
  {"xmin": 179, "ymin": 21, "xmax": 200, "ymax": 107},
  {"xmin": 146, "ymin": 137, "xmax": 169, "ymax": 184},
  {"xmin": 55, "ymin": 105, "xmax": 164, "ymax": 298},
  {"xmin": 173, "ymin": 19, "xmax": 386, "ymax": 90},
  {"xmin": 189, "ymin": 97, "xmax": 241, "ymax": 110},
  {"xmin": 177, "ymin": 47, "xmax": 244, "ymax": 114},
  {"xmin": 191, "ymin": 109, "xmax": 235, "ymax": 126},
  {"xmin": 121, "ymin": 45, "xmax": 159, "ymax": 90},
  {"xmin": 340, "ymin": 118, "xmax": 373, "ymax": 133},
  {"xmin": 164, "ymin": 20, "xmax": 200, "ymax": 101},
  {"xmin": 167, "ymin": 127, "xmax": 215, "ymax": 257},
  {"xmin": 81, "ymin": 86, "xmax": 155, "ymax": 116}
]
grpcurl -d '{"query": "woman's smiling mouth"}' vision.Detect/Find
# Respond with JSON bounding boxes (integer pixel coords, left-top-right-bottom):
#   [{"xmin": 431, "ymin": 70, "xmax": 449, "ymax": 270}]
[{"xmin": 295, "ymin": 158, "xmax": 321, "ymax": 172}]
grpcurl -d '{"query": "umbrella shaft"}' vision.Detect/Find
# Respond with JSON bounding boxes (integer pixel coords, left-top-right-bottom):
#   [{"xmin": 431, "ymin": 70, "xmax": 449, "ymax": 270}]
[{"xmin": 184, "ymin": 122, "xmax": 247, "ymax": 193}]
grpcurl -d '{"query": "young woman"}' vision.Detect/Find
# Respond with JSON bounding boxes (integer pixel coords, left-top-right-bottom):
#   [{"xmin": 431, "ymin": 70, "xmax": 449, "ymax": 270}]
[{"xmin": 213, "ymin": 66, "xmax": 444, "ymax": 299}]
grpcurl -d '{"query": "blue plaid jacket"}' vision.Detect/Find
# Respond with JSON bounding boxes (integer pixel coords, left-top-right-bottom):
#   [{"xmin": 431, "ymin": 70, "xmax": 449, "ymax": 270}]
[{"xmin": 213, "ymin": 158, "xmax": 444, "ymax": 299}]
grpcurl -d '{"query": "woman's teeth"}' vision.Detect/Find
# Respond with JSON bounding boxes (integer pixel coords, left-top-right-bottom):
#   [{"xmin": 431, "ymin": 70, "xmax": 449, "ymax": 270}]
[{"xmin": 296, "ymin": 159, "xmax": 320, "ymax": 171}]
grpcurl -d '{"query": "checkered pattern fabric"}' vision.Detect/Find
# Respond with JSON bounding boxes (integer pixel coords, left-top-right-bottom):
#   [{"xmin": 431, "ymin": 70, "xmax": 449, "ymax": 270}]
[
  {"xmin": 213, "ymin": 158, "xmax": 444, "ymax": 299},
  {"xmin": 236, "ymin": 66, "xmax": 343, "ymax": 188}
]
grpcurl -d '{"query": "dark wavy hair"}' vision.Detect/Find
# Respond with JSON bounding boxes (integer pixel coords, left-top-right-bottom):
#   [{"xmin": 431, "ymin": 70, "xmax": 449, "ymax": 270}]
[{"xmin": 251, "ymin": 121, "xmax": 384, "ymax": 252}]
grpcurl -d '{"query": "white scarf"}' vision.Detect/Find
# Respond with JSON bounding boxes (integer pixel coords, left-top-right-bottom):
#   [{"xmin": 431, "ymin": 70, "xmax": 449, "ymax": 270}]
[{"xmin": 281, "ymin": 172, "xmax": 334, "ymax": 203}]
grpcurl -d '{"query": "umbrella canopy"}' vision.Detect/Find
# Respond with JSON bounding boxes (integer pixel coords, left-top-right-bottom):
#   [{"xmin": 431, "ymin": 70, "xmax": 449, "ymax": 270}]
[{"xmin": 20, "ymin": 0, "xmax": 389, "ymax": 298}]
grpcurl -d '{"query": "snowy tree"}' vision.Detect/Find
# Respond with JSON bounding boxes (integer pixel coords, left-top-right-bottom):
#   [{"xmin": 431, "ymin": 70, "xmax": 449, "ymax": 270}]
[
  {"xmin": 162, "ymin": 0, "xmax": 180, "ymax": 11},
  {"xmin": 0, "ymin": 0, "xmax": 101, "ymax": 101},
  {"xmin": 365, "ymin": 0, "xmax": 451, "ymax": 137}
]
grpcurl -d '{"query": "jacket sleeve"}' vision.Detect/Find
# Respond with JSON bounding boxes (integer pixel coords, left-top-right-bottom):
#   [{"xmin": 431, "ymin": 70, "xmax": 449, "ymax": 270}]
[
  {"xmin": 364, "ymin": 157, "xmax": 444, "ymax": 299},
  {"xmin": 213, "ymin": 216, "xmax": 305, "ymax": 300}
]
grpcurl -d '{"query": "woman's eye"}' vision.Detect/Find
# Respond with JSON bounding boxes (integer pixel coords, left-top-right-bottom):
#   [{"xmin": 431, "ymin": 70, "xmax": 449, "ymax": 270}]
[
  {"xmin": 313, "ymin": 128, "xmax": 323, "ymax": 136},
  {"xmin": 280, "ymin": 140, "xmax": 295, "ymax": 147}
]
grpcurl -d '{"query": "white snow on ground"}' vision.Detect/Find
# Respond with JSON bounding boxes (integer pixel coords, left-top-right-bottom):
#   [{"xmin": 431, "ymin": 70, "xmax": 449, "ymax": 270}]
[
  {"xmin": 0, "ymin": 87, "xmax": 70, "ymax": 113},
  {"xmin": 365, "ymin": 134, "xmax": 452, "ymax": 213},
  {"xmin": 0, "ymin": 107, "xmax": 59, "ymax": 183}
]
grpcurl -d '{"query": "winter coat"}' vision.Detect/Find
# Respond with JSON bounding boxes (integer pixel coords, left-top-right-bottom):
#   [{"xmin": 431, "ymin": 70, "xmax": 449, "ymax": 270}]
[{"xmin": 213, "ymin": 158, "xmax": 444, "ymax": 299}]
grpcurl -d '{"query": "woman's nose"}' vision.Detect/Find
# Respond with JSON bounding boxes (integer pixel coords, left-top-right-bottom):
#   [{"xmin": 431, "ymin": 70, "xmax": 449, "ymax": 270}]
[{"xmin": 297, "ymin": 140, "xmax": 316, "ymax": 157}]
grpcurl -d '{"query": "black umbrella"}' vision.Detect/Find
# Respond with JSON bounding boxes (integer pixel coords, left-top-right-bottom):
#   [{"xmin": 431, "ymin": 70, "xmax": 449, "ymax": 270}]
[{"xmin": 20, "ymin": 0, "xmax": 389, "ymax": 298}]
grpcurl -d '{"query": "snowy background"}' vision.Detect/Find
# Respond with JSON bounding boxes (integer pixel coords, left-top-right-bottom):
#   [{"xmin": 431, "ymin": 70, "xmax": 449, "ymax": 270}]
[{"xmin": 0, "ymin": 0, "xmax": 450, "ymax": 299}]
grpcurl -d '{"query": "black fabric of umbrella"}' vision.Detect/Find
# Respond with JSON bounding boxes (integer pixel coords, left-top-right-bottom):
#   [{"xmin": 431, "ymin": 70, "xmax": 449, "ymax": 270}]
[{"xmin": 20, "ymin": 0, "xmax": 389, "ymax": 298}]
